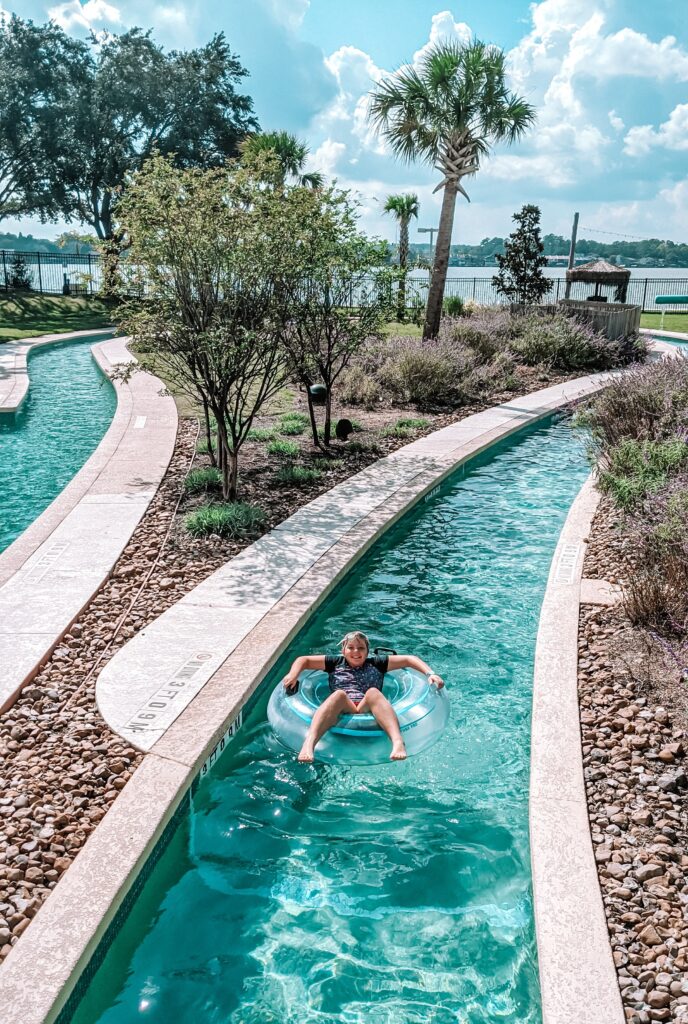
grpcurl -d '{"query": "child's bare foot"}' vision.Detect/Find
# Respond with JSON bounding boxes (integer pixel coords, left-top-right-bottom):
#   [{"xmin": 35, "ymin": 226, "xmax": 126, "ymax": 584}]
[
  {"xmin": 297, "ymin": 745, "xmax": 315, "ymax": 762},
  {"xmin": 390, "ymin": 742, "xmax": 407, "ymax": 761}
]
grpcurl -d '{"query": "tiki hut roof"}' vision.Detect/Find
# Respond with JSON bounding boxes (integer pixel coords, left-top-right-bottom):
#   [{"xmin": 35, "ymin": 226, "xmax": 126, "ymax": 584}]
[{"xmin": 566, "ymin": 259, "xmax": 631, "ymax": 285}]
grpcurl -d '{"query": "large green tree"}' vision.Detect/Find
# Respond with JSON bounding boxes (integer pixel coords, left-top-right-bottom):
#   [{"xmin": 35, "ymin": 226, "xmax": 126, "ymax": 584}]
[
  {"xmin": 0, "ymin": 15, "xmax": 84, "ymax": 223},
  {"xmin": 2, "ymin": 19, "xmax": 258, "ymax": 240},
  {"xmin": 369, "ymin": 40, "xmax": 535, "ymax": 338},
  {"xmin": 240, "ymin": 130, "xmax": 324, "ymax": 188},
  {"xmin": 384, "ymin": 192, "xmax": 419, "ymax": 320},
  {"xmin": 60, "ymin": 29, "xmax": 258, "ymax": 240}
]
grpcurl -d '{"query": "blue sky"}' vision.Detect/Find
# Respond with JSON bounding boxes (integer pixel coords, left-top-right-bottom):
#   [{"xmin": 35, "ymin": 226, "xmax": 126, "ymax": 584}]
[{"xmin": 6, "ymin": 0, "xmax": 688, "ymax": 245}]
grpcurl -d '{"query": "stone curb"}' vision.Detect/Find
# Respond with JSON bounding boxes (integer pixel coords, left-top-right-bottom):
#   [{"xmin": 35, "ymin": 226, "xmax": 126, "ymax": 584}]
[
  {"xmin": 530, "ymin": 476, "xmax": 624, "ymax": 1024},
  {"xmin": 0, "ymin": 368, "xmax": 620, "ymax": 1024},
  {"xmin": 0, "ymin": 328, "xmax": 115, "ymax": 413},
  {"xmin": 0, "ymin": 334, "xmax": 178, "ymax": 712}
]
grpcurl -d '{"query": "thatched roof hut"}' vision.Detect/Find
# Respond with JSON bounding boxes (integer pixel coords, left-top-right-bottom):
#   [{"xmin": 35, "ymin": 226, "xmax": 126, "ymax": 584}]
[{"xmin": 566, "ymin": 259, "xmax": 631, "ymax": 300}]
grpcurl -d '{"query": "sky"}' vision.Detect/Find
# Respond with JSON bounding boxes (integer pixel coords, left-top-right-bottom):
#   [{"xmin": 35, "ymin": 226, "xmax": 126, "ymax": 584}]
[{"xmin": 5, "ymin": 0, "xmax": 688, "ymax": 246}]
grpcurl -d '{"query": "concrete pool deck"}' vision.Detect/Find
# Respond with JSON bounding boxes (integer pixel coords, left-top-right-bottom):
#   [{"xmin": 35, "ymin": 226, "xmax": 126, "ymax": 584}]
[
  {"xmin": 0, "ymin": 333, "xmax": 177, "ymax": 712},
  {"xmin": 0, "ymin": 343, "xmax": 675, "ymax": 1024}
]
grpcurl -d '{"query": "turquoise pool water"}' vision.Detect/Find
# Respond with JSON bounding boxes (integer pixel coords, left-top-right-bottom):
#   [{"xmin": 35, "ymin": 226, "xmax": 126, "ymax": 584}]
[
  {"xmin": 71, "ymin": 416, "xmax": 590, "ymax": 1024},
  {"xmin": 0, "ymin": 336, "xmax": 116, "ymax": 554}
]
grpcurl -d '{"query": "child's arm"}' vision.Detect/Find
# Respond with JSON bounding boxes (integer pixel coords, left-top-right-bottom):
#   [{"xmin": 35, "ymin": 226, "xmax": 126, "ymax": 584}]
[
  {"xmin": 283, "ymin": 654, "xmax": 327, "ymax": 693},
  {"xmin": 387, "ymin": 654, "xmax": 444, "ymax": 688}
]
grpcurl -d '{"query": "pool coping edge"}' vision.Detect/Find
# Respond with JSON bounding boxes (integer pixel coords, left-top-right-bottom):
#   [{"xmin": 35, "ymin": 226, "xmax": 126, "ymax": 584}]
[{"xmin": 530, "ymin": 476, "xmax": 624, "ymax": 1024}]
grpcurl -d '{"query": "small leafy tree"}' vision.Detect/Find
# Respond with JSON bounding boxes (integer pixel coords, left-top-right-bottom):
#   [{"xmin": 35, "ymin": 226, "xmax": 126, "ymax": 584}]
[
  {"xmin": 276, "ymin": 188, "xmax": 393, "ymax": 447},
  {"xmin": 493, "ymin": 204, "xmax": 551, "ymax": 306},
  {"xmin": 9, "ymin": 251, "xmax": 32, "ymax": 289},
  {"xmin": 116, "ymin": 153, "xmax": 297, "ymax": 501}
]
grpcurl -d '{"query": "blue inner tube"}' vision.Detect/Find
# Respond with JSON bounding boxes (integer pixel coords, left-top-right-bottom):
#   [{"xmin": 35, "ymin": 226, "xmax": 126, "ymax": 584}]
[{"xmin": 267, "ymin": 668, "xmax": 450, "ymax": 764}]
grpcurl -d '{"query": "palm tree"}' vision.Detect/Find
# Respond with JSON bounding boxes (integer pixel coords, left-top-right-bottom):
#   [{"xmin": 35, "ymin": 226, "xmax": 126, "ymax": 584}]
[
  {"xmin": 384, "ymin": 192, "xmax": 419, "ymax": 321},
  {"xmin": 369, "ymin": 40, "xmax": 535, "ymax": 338},
  {"xmin": 240, "ymin": 130, "xmax": 324, "ymax": 188}
]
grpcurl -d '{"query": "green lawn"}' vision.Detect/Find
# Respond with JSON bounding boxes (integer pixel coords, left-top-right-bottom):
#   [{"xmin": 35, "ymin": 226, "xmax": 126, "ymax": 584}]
[
  {"xmin": 0, "ymin": 292, "xmax": 117, "ymax": 341},
  {"xmin": 382, "ymin": 320, "xmax": 423, "ymax": 337},
  {"xmin": 640, "ymin": 312, "xmax": 688, "ymax": 333}
]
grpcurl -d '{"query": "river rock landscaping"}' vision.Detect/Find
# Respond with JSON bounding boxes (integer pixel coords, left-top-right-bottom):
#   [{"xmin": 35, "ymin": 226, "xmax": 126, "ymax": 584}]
[{"xmin": 580, "ymin": 493, "xmax": 688, "ymax": 1024}]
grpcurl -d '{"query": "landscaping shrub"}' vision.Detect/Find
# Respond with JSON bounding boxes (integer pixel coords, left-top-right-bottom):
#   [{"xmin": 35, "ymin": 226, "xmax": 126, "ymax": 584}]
[
  {"xmin": 582, "ymin": 358, "xmax": 688, "ymax": 451},
  {"xmin": 247, "ymin": 427, "xmax": 277, "ymax": 442},
  {"xmin": 184, "ymin": 467, "xmax": 222, "ymax": 494},
  {"xmin": 278, "ymin": 411, "xmax": 309, "ymax": 436},
  {"xmin": 623, "ymin": 474, "xmax": 688, "ymax": 632},
  {"xmin": 597, "ymin": 437, "xmax": 688, "ymax": 509},
  {"xmin": 185, "ymin": 502, "xmax": 265, "ymax": 538},
  {"xmin": 275, "ymin": 464, "xmax": 323, "ymax": 485},
  {"xmin": 442, "ymin": 295, "xmax": 466, "ymax": 317},
  {"xmin": 379, "ymin": 334, "xmax": 472, "ymax": 409},
  {"xmin": 266, "ymin": 439, "xmax": 299, "ymax": 457},
  {"xmin": 380, "ymin": 416, "xmax": 429, "ymax": 439},
  {"xmin": 509, "ymin": 311, "xmax": 620, "ymax": 371},
  {"xmin": 345, "ymin": 439, "xmax": 380, "ymax": 456}
]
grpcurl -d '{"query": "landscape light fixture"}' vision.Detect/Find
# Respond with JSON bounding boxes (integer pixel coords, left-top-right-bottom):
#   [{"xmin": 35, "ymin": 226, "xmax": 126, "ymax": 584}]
[{"xmin": 418, "ymin": 226, "xmax": 438, "ymax": 265}]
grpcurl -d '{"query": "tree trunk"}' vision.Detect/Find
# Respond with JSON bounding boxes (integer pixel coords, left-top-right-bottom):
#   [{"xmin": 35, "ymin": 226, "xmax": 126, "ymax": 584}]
[
  {"xmin": 397, "ymin": 217, "xmax": 409, "ymax": 321},
  {"xmin": 226, "ymin": 448, "xmax": 238, "ymax": 502},
  {"xmin": 306, "ymin": 389, "xmax": 320, "ymax": 448},
  {"xmin": 423, "ymin": 182, "xmax": 458, "ymax": 339},
  {"xmin": 323, "ymin": 387, "xmax": 332, "ymax": 446},
  {"xmin": 201, "ymin": 396, "xmax": 215, "ymax": 466}
]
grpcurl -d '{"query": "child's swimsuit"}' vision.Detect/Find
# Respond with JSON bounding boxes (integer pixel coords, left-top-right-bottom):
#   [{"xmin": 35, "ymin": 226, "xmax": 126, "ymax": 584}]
[{"xmin": 324, "ymin": 654, "xmax": 389, "ymax": 703}]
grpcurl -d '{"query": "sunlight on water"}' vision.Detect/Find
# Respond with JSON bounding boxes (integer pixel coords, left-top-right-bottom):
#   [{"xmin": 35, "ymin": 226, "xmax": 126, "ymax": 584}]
[{"xmin": 71, "ymin": 416, "xmax": 590, "ymax": 1024}]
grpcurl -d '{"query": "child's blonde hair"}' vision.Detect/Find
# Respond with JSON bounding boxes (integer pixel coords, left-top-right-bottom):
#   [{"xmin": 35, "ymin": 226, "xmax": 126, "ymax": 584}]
[{"xmin": 339, "ymin": 630, "xmax": 369, "ymax": 652}]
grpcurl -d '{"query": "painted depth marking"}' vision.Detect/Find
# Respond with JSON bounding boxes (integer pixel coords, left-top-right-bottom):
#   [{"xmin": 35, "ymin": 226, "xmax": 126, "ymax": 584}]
[
  {"xmin": 424, "ymin": 485, "xmax": 441, "ymax": 503},
  {"xmin": 200, "ymin": 712, "xmax": 244, "ymax": 778},
  {"xmin": 125, "ymin": 651, "xmax": 217, "ymax": 734},
  {"xmin": 24, "ymin": 541, "xmax": 70, "ymax": 583},
  {"xmin": 134, "ymin": 415, "xmax": 147, "ymax": 429},
  {"xmin": 555, "ymin": 543, "xmax": 580, "ymax": 585}
]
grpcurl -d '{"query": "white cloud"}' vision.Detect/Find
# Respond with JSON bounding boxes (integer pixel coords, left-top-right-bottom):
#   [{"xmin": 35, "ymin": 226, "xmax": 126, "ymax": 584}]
[
  {"xmin": 608, "ymin": 110, "xmax": 624, "ymax": 132},
  {"xmin": 308, "ymin": 139, "xmax": 346, "ymax": 176},
  {"xmin": 264, "ymin": 0, "xmax": 310, "ymax": 32},
  {"xmin": 152, "ymin": 5, "xmax": 188, "ymax": 30},
  {"xmin": 412, "ymin": 10, "xmax": 471, "ymax": 66},
  {"xmin": 47, "ymin": 0, "xmax": 121, "ymax": 31},
  {"xmin": 624, "ymin": 104, "xmax": 688, "ymax": 156}
]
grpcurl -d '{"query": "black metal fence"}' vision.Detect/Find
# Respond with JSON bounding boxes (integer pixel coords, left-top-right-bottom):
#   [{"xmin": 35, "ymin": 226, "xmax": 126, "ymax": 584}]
[
  {"xmin": 2, "ymin": 249, "xmax": 688, "ymax": 313},
  {"xmin": 1, "ymin": 249, "xmax": 104, "ymax": 296}
]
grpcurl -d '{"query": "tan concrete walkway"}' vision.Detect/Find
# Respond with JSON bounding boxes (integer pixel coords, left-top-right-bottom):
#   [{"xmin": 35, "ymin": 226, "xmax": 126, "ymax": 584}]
[{"xmin": 0, "ymin": 334, "xmax": 177, "ymax": 712}]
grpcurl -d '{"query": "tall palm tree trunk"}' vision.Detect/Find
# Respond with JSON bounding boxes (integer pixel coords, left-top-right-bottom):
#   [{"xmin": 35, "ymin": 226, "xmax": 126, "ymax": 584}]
[
  {"xmin": 398, "ymin": 217, "xmax": 409, "ymax": 321},
  {"xmin": 423, "ymin": 182, "xmax": 458, "ymax": 339}
]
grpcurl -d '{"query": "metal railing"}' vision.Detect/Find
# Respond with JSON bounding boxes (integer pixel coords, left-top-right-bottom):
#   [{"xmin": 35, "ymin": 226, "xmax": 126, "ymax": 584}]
[{"xmin": 2, "ymin": 250, "xmax": 688, "ymax": 313}]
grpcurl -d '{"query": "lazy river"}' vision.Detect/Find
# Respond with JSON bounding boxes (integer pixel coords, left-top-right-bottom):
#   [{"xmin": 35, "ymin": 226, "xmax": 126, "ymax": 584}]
[
  {"xmin": 69, "ymin": 414, "xmax": 590, "ymax": 1024},
  {"xmin": 0, "ymin": 336, "xmax": 116, "ymax": 554}
]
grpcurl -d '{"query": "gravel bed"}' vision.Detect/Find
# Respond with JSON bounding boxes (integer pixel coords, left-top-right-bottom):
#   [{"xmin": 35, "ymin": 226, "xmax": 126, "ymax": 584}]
[{"xmin": 580, "ymin": 500, "xmax": 688, "ymax": 1024}]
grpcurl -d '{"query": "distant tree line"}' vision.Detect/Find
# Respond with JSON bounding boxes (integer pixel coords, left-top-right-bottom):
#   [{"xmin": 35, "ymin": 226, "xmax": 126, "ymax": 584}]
[
  {"xmin": 408, "ymin": 235, "xmax": 688, "ymax": 267},
  {"xmin": 0, "ymin": 15, "xmax": 258, "ymax": 239}
]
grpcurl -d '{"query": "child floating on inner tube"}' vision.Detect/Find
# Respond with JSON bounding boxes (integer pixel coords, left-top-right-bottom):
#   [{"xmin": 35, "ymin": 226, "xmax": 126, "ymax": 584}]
[{"xmin": 282, "ymin": 630, "xmax": 444, "ymax": 762}]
